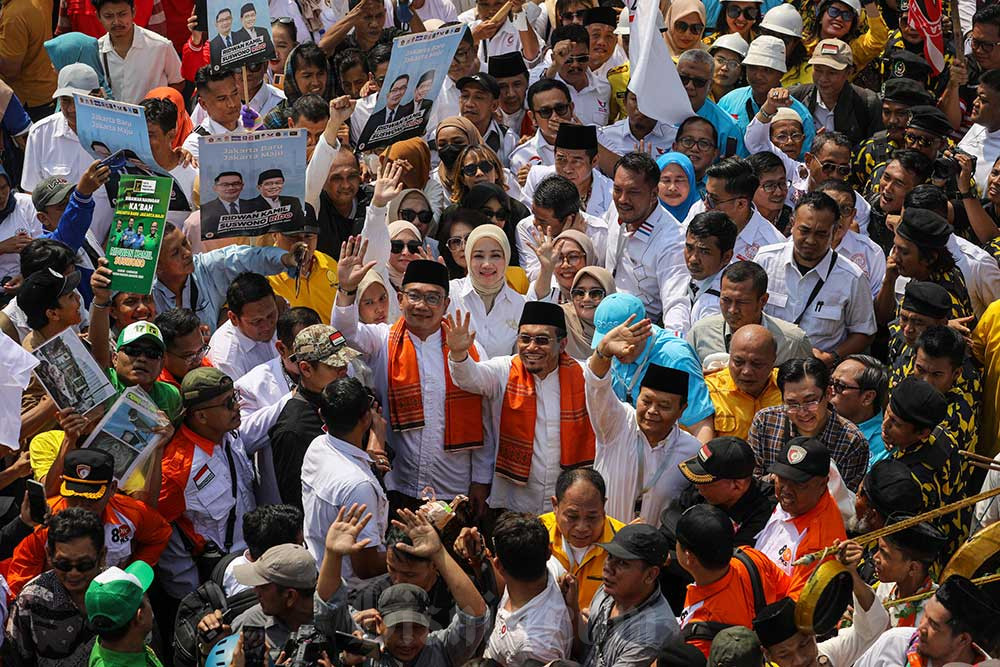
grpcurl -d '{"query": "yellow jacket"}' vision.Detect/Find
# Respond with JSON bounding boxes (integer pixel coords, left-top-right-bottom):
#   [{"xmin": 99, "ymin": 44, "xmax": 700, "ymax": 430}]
[
  {"xmin": 803, "ymin": 10, "xmax": 889, "ymax": 83},
  {"xmin": 540, "ymin": 511, "xmax": 625, "ymax": 610},
  {"xmin": 269, "ymin": 250, "xmax": 339, "ymax": 325},
  {"xmin": 705, "ymin": 367, "xmax": 782, "ymax": 440}
]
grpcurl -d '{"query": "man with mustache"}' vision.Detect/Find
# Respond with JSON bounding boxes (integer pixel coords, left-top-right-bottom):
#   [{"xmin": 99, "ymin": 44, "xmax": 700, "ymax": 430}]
[{"xmin": 852, "ymin": 79, "xmax": 933, "ymax": 190}]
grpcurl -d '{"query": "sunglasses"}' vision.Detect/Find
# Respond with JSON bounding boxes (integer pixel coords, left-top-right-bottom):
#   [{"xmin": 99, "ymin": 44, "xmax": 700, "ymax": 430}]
[
  {"xmin": 560, "ymin": 9, "xmax": 587, "ymax": 21},
  {"xmin": 200, "ymin": 391, "xmax": 242, "ymax": 411},
  {"xmin": 481, "ymin": 208, "xmax": 508, "ymax": 222},
  {"xmin": 571, "ymin": 287, "xmax": 606, "ymax": 300},
  {"xmin": 824, "ymin": 5, "xmax": 854, "ymax": 20},
  {"xmin": 565, "ymin": 54, "xmax": 590, "ymax": 64},
  {"xmin": 904, "ymin": 132, "xmax": 937, "ymax": 148},
  {"xmin": 120, "ymin": 344, "xmax": 164, "ymax": 360},
  {"xmin": 518, "ymin": 333, "xmax": 554, "ymax": 346},
  {"xmin": 52, "ymin": 558, "xmax": 98, "ymax": 573},
  {"xmin": 534, "ymin": 103, "xmax": 572, "ymax": 119},
  {"xmin": 398, "ymin": 208, "xmax": 434, "ymax": 225},
  {"xmin": 679, "ymin": 74, "xmax": 709, "ymax": 88},
  {"xmin": 818, "ymin": 161, "xmax": 852, "ymax": 177},
  {"xmin": 461, "ymin": 161, "xmax": 496, "ymax": 177},
  {"xmin": 726, "ymin": 5, "xmax": 759, "ymax": 20},
  {"xmin": 972, "ymin": 37, "xmax": 1000, "ymax": 53},
  {"xmin": 446, "ymin": 233, "xmax": 471, "ymax": 251},
  {"xmin": 390, "ymin": 239, "xmax": 423, "ymax": 254},
  {"xmin": 674, "ymin": 19, "xmax": 704, "ymax": 34}
]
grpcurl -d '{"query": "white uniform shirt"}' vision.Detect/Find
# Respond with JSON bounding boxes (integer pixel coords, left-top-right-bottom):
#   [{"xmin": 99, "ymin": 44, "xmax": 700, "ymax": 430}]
[
  {"xmin": 181, "ymin": 117, "xmax": 249, "ymax": 160},
  {"xmin": 482, "ymin": 118, "xmax": 518, "ymax": 167},
  {"xmin": 597, "ymin": 118, "xmax": 678, "ymax": 158},
  {"xmin": 208, "ymin": 320, "xmax": 279, "ymax": 380},
  {"xmin": 753, "ymin": 242, "xmax": 877, "ymax": 352},
  {"xmin": 853, "ymin": 627, "xmax": 987, "ymax": 667},
  {"xmin": 958, "ymin": 123, "xmax": 1000, "ymax": 194},
  {"xmin": 448, "ymin": 277, "xmax": 525, "ymax": 358},
  {"xmin": 683, "ymin": 202, "xmax": 784, "ymax": 264},
  {"xmin": 835, "ymin": 230, "xmax": 886, "ymax": 298},
  {"xmin": 484, "ymin": 573, "xmax": 574, "ymax": 666},
  {"xmin": 234, "ymin": 355, "xmax": 291, "ymax": 419},
  {"xmin": 515, "ymin": 212, "xmax": 608, "ymax": 281},
  {"xmin": 98, "ymin": 26, "xmax": 182, "ymax": 104},
  {"xmin": 585, "ymin": 365, "xmax": 702, "ymax": 523},
  {"xmin": 0, "ymin": 334, "xmax": 38, "ymax": 450},
  {"xmin": 331, "ymin": 304, "xmax": 496, "ymax": 498},
  {"xmin": 555, "ymin": 71, "xmax": 610, "ymax": 127},
  {"xmin": 681, "ymin": 271, "xmax": 722, "ymax": 335},
  {"xmin": 459, "ymin": 6, "xmax": 543, "ymax": 64},
  {"xmin": 522, "ymin": 164, "xmax": 613, "ymax": 219},
  {"xmin": 604, "ymin": 204, "xmax": 688, "ymax": 329},
  {"xmin": 301, "ymin": 432, "xmax": 388, "ymax": 589},
  {"xmin": 448, "ymin": 353, "xmax": 572, "ymax": 515},
  {"xmin": 509, "ymin": 130, "xmax": 555, "ymax": 174},
  {"xmin": 951, "ymin": 233, "xmax": 1000, "ymax": 318},
  {"xmin": 0, "ymin": 194, "xmax": 42, "ymax": 280},
  {"xmin": 190, "ymin": 83, "xmax": 285, "ymax": 128},
  {"xmin": 21, "ymin": 113, "xmax": 94, "ymax": 190}
]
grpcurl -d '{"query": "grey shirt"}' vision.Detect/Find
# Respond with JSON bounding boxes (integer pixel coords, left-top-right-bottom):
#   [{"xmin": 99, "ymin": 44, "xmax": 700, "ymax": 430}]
[
  {"xmin": 686, "ymin": 312, "xmax": 814, "ymax": 367},
  {"xmin": 582, "ymin": 586, "xmax": 678, "ymax": 667},
  {"xmin": 232, "ymin": 592, "xmax": 341, "ymax": 661}
]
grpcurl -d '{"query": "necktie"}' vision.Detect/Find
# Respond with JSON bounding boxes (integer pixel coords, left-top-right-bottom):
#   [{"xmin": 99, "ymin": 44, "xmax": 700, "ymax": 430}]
[
  {"xmin": 225, "ymin": 36, "xmax": 231, "ymax": 48},
  {"xmin": 386, "ymin": 109, "xmax": 394, "ymax": 124},
  {"xmin": 229, "ymin": 202, "xmax": 238, "ymax": 215},
  {"xmin": 689, "ymin": 280, "xmax": 699, "ymax": 304}
]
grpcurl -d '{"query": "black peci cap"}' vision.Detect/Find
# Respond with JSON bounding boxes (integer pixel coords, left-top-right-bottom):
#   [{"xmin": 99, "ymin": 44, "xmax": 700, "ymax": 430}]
[
  {"xmin": 900, "ymin": 281, "xmax": 951, "ymax": 320},
  {"xmin": 889, "ymin": 376, "xmax": 948, "ymax": 428},
  {"xmin": 896, "ymin": 207, "xmax": 952, "ymax": 248},
  {"xmin": 864, "ymin": 459, "xmax": 923, "ymax": 518}
]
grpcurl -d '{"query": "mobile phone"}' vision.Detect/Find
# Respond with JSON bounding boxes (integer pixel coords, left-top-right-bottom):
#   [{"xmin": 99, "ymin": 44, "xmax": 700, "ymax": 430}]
[
  {"xmin": 242, "ymin": 626, "xmax": 266, "ymax": 667},
  {"xmin": 26, "ymin": 480, "xmax": 47, "ymax": 525},
  {"xmin": 335, "ymin": 631, "xmax": 380, "ymax": 658},
  {"xmin": 301, "ymin": 639, "xmax": 333, "ymax": 662},
  {"xmin": 98, "ymin": 149, "xmax": 127, "ymax": 170}
]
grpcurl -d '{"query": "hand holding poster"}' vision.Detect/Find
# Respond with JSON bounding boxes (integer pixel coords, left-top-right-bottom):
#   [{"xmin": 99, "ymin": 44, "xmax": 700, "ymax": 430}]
[
  {"xmin": 32, "ymin": 329, "xmax": 117, "ymax": 414},
  {"xmin": 106, "ymin": 175, "xmax": 172, "ymax": 295},
  {"xmin": 198, "ymin": 128, "xmax": 307, "ymax": 240},
  {"xmin": 207, "ymin": 0, "xmax": 276, "ymax": 70},
  {"xmin": 356, "ymin": 24, "xmax": 465, "ymax": 152},
  {"xmin": 82, "ymin": 387, "xmax": 170, "ymax": 483},
  {"xmin": 74, "ymin": 95, "xmax": 166, "ymax": 176}
]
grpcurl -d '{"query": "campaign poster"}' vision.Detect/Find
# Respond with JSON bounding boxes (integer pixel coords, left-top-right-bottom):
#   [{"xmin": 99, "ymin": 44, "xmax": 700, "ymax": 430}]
[
  {"xmin": 82, "ymin": 387, "xmax": 170, "ymax": 483},
  {"xmin": 356, "ymin": 25, "xmax": 465, "ymax": 152},
  {"xmin": 106, "ymin": 175, "xmax": 171, "ymax": 295},
  {"xmin": 198, "ymin": 128, "xmax": 306, "ymax": 240},
  {"xmin": 32, "ymin": 330, "xmax": 117, "ymax": 415},
  {"xmin": 74, "ymin": 94, "xmax": 166, "ymax": 177},
  {"xmin": 206, "ymin": 0, "xmax": 276, "ymax": 71}
]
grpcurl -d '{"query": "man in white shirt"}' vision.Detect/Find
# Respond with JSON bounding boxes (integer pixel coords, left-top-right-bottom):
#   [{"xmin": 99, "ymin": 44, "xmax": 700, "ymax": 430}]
[
  {"xmin": 483, "ymin": 513, "xmax": 574, "ymax": 666},
  {"xmin": 582, "ymin": 7, "xmax": 626, "ymax": 79},
  {"xmin": 681, "ymin": 212, "xmax": 736, "ymax": 335},
  {"xmin": 488, "ymin": 52, "xmax": 532, "ymax": 137},
  {"xmin": 301, "ymin": 376, "xmax": 389, "ymax": 588},
  {"xmin": 510, "ymin": 79, "xmax": 574, "ymax": 175},
  {"xmin": 446, "ymin": 301, "xmax": 595, "ymax": 516},
  {"xmin": 208, "ymin": 272, "xmax": 280, "ymax": 378},
  {"xmin": 182, "ymin": 66, "xmax": 247, "ymax": 160},
  {"xmin": 597, "ymin": 90, "xmax": 677, "ymax": 162},
  {"xmin": 458, "ymin": 72, "xmax": 517, "ymax": 166},
  {"xmin": 523, "ymin": 123, "xmax": 612, "ymax": 219},
  {"xmin": 817, "ymin": 180, "xmax": 885, "ymax": 298},
  {"xmin": 533, "ymin": 25, "xmax": 610, "ymax": 126},
  {"xmin": 95, "ymin": 0, "xmax": 183, "ymax": 104},
  {"xmin": 958, "ymin": 69, "xmax": 1000, "ymax": 193},
  {"xmin": 191, "ymin": 61, "xmax": 285, "ymax": 128},
  {"xmin": 604, "ymin": 152, "xmax": 689, "ymax": 330},
  {"xmin": 752, "ymin": 191, "xmax": 876, "ymax": 365}
]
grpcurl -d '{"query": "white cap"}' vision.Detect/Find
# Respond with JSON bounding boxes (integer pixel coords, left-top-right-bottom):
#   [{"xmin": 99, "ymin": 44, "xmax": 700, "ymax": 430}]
[
  {"xmin": 760, "ymin": 4, "xmax": 803, "ymax": 38},
  {"xmin": 772, "ymin": 107, "xmax": 802, "ymax": 124},
  {"xmin": 742, "ymin": 35, "xmax": 787, "ymax": 73},
  {"xmin": 709, "ymin": 33, "xmax": 749, "ymax": 58},
  {"xmin": 820, "ymin": 0, "xmax": 861, "ymax": 14},
  {"xmin": 614, "ymin": 7, "xmax": 630, "ymax": 34},
  {"xmin": 52, "ymin": 63, "xmax": 100, "ymax": 100}
]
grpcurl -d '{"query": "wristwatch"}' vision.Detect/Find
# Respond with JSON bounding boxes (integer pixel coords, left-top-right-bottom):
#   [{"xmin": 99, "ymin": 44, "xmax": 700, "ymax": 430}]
[
  {"xmin": 758, "ymin": 107, "xmax": 775, "ymax": 121},
  {"xmin": 959, "ymin": 190, "xmax": 977, "ymax": 200}
]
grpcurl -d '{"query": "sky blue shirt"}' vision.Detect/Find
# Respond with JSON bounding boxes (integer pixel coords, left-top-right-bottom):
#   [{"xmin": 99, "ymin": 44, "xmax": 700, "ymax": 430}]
[
  {"xmin": 697, "ymin": 98, "xmax": 745, "ymax": 158},
  {"xmin": 718, "ymin": 85, "xmax": 815, "ymax": 157},
  {"xmin": 858, "ymin": 411, "xmax": 887, "ymax": 470},
  {"xmin": 702, "ymin": 0, "xmax": 784, "ymax": 35}
]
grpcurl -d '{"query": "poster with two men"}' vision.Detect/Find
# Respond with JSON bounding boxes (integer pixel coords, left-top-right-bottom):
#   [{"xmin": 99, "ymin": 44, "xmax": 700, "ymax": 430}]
[{"xmin": 204, "ymin": 0, "xmax": 276, "ymax": 70}]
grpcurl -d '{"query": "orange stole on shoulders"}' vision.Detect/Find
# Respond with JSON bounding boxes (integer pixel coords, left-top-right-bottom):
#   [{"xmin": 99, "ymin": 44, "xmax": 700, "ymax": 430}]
[
  {"xmin": 496, "ymin": 353, "xmax": 595, "ymax": 484},
  {"xmin": 387, "ymin": 319, "xmax": 484, "ymax": 451}
]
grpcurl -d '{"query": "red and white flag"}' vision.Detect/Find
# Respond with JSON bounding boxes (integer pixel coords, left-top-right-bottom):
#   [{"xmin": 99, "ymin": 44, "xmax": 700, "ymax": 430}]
[{"xmin": 908, "ymin": 0, "xmax": 946, "ymax": 74}]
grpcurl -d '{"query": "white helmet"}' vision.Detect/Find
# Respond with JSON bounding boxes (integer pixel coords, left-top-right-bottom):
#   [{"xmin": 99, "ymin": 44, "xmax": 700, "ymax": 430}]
[
  {"xmin": 760, "ymin": 4, "xmax": 803, "ymax": 38},
  {"xmin": 819, "ymin": 0, "xmax": 862, "ymax": 16},
  {"xmin": 709, "ymin": 33, "xmax": 750, "ymax": 58}
]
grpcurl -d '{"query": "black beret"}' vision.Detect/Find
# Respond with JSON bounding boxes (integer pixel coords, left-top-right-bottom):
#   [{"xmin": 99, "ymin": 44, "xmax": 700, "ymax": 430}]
[
  {"xmin": 882, "ymin": 77, "xmax": 935, "ymax": 107},
  {"xmin": 487, "ymin": 51, "xmax": 529, "ymax": 79},
  {"xmin": 401, "ymin": 259, "xmax": 450, "ymax": 293},
  {"xmin": 896, "ymin": 207, "xmax": 952, "ymax": 248},
  {"xmin": 752, "ymin": 597, "xmax": 798, "ymax": 648},
  {"xmin": 519, "ymin": 300, "xmax": 567, "ymax": 331},
  {"xmin": 886, "ymin": 48, "xmax": 931, "ymax": 81},
  {"xmin": 864, "ymin": 459, "xmax": 923, "ymax": 518},
  {"xmin": 641, "ymin": 363, "xmax": 688, "ymax": 399},
  {"xmin": 555, "ymin": 123, "xmax": 598, "ymax": 151},
  {"xmin": 882, "ymin": 513, "xmax": 948, "ymax": 561},
  {"xmin": 889, "ymin": 376, "xmax": 948, "ymax": 428},
  {"xmin": 901, "ymin": 281, "xmax": 951, "ymax": 320},
  {"xmin": 906, "ymin": 105, "xmax": 953, "ymax": 137},
  {"xmin": 584, "ymin": 6, "xmax": 617, "ymax": 26}
]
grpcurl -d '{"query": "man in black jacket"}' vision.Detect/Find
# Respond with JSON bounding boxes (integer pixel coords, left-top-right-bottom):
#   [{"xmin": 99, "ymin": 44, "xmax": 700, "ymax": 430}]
[{"xmin": 790, "ymin": 39, "xmax": 881, "ymax": 150}]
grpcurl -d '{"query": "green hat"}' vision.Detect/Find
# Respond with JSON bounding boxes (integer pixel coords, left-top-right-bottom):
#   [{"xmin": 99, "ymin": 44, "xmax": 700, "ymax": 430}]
[
  {"xmin": 181, "ymin": 367, "xmax": 234, "ymax": 406},
  {"xmin": 116, "ymin": 321, "xmax": 166, "ymax": 351},
  {"xmin": 86, "ymin": 560, "xmax": 154, "ymax": 632}
]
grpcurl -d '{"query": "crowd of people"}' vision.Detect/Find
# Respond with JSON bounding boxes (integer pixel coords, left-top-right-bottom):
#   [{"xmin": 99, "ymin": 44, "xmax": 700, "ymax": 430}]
[{"xmin": 2, "ymin": 0, "xmax": 1000, "ymax": 663}]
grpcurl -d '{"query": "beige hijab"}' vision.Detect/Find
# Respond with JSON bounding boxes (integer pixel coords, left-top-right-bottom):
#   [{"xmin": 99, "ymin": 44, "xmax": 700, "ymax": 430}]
[
  {"xmin": 435, "ymin": 116, "xmax": 484, "ymax": 189},
  {"xmin": 465, "ymin": 224, "xmax": 511, "ymax": 298},
  {"xmin": 562, "ymin": 267, "xmax": 615, "ymax": 360},
  {"xmin": 387, "ymin": 220, "xmax": 423, "ymax": 286},
  {"xmin": 554, "ymin": 230, "xmax": 598, "ymax": 265},
  {"xmin": 664, "ymin": 0, "xmax": 709, "ymax": 59}
]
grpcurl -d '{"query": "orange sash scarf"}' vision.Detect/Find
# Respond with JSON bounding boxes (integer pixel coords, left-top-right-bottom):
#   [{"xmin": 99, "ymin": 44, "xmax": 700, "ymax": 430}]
[
  {"xmin": 387, "ymin": 319, "xmax": 484, "ymax": 451},
  {"xmin": 496, "ymin": 353, "xmax": 595, "ymax": 484}
]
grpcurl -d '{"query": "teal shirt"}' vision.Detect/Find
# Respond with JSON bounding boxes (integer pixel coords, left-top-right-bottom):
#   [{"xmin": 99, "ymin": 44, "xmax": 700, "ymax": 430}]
[
  {"xmin": 106, "ymin": 369, "xmax": 182, "ymax": 424},
  {"xmin": 858, "ymin": 411, "xmax": 887, "ymax": 470},
  {"xmin": 89, "ymin": 643, "xmax": 163, "ymax": 667}
]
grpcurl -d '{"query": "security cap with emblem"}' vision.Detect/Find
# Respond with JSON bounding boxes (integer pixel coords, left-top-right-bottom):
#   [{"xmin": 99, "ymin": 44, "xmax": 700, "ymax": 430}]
[
  {"xmin": 896, "ymin": 207, "xmax": 952, "ymax": 248},
  {"xmin": 116, "ymin": 321, "xmax": 166, "ymax": 351},
  {"xmin": 906, "ymin": 105, "xmax": 953, "ymax": 137},
  {"xmin": 596, "ymin": 523, "xmax": 670, "ymax": 566},
  {"xmin": 808, "ymin": 39, "xmax": 852, "ymax": 70},
  {"xmin": 889, "ymin": 376, "xmax": 947, "ymax": 429},
  {"xmin": 863, "ymin": 459, "xmax": 923, "ymax": 518},
  {"xmin": 901, "ymin": 281, "xmax": 951, "ymax": 320},
  {"xmin": 86, "ymin": 560, "xmax": 155, "ymax": 632},
  {"xmin": 886, "ymin": 48, "xmax": 931, "ymax": 83},
  {"xmin": 292, "ymin": 324, "xmax": 360, "ymax": 368},
  {"xmin": 767, "ymin": 436, "xmax": 829, "ymax": 483},
  {"xmin": 61, "ymin": 449, "xmax": 115, "ymax": 499},
  {"xmin": 32, "ymin": 175, "xmax": 76, "ymax": 210},
  {"xmin": 233, "ymin": 543, "xmax": 318, "ymax": 589},
  {"xmin": 708, "ymin": 626, "xmax": 763, "ymax": 667},
  {"xmin": 752, "ymin": 597, "xmax": 798, "ymax": 648},
  {"xmin": 181, "ymin": 367, "xmax": 234, "ymax": 406},
  {"xmin": 379, "ymin": 583, "xmax": 431, "ymax": 627},
  {"xmin": 679, "ymin": 436, "xmax": 755, "ymax": 484}
]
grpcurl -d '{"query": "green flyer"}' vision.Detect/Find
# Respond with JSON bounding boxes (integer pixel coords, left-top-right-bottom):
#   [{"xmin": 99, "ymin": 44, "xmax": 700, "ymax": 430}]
[{"xmin": 106, "ymin": 175, "xmax": 172, "ymax": 295}]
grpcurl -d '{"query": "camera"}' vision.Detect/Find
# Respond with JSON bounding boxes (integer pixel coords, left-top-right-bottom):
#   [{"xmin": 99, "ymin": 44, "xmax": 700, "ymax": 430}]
[{"xmin": 283, "ymin": 624, "xmax": 332, "ymax": 666}]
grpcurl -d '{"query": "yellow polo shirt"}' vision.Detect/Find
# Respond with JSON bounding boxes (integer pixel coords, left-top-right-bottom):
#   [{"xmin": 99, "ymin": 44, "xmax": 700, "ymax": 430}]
[
  {"xmin": 269, "ymin": 251, "xmax": 339, "ymax": 325},
  {"xmin": 540, "ymin": 511, "xmax": 624, "ymax": 610},
  {"xmin": 971, "ymin": 301, "xmax": 1000, "ymax": 458},
  {"xmin": 705, "ymin": 367, "xmax": 782, "ymax": 441}
]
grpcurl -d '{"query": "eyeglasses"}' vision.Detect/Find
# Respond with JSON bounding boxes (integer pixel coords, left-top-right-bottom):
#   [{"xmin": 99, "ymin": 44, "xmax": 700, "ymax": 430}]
[
  {"xmin": 773, "ymin": 132, "xmax": 804, "ymax": 144},
  {"xmin": 972, "ymin": 37, "xmax": 1000, "ymax": 53},
  {"xmin": 271, "ymin": 16, "xmax": 294, "ymax": 24},
  {"xmin": 481, "ymin": 208, "xmax": 508, "ymax": 222},
  {"xmin": 679, "ymin": 74, "xmax": 709, "ymax": 89},
  {"xmin": 818, "ymin": 161, "xmax": 852, "ymax": 177},
  {"xmin": 169, "ymin": 344, "xmax": 210, "ymax": 363},
  {"xmin": 446, "ymin": 233, "xmax": 471, "ymax": 251},
  {"xmin": 518, "ymin": 333, "xmax": 553, "ymax": 346},
  {"xmin": 714, "ymin": 55, "xmax": 741, "ymax": 69},
  {"xmin": 837, "ymin": 203, "xmax": 854, "ymax": 217},
  {"xmin": 673, "ymin": 19, "xmax": 704, "ymax": 34},
  {"xmin": 398, "ymin": 208, "xmax": 434, "ymax": 225},
  {"xmin": 461, "ymin": 160, "xmax": 496, "ymax": 177},
  {"xmin": 534, "ymin": 103, "xmax": 571, "ymax": 119},
  {"xmin": 565, "ymin": 54, "xmax": 590, "ymax": 64},
  {"xmin": 726, "ymin": 5, "xmax": 759, "ymax": 20},
  {"xmin": 571, "ymin": 287, "xmax": 606, "ymax": 300},
  {"xmin": 704, "ymin": 193, "xmax": 744, "ymax": 209},
  {"xmin": 557, "ymin": 251, "xmax": 586, "ymax": 265},
  {"xmin": 52, "ymin": 558, "xmax": 98, "ymax": 573},
  {"xmin": 761, "ymin": 179, "xmax": 791, "ymax": 194},
  {"xmin": 904, "ymin": 132, "xmax": 937, "ymax": 149},
  {"xmin": 824, "ymin": 5, "xmax": 855, "ymax": 20},
  {"xmin": 830, "ymin": 380, "xmax": 862, "ymax": 394},
  {"xmin": 784, "ymin": 399, "xmax": 822, "ymax": 414},
  {"xmin": 246, "ymin": 61, "xmax": 265, "ymax": 72},
  {"xmin": 560, "ymin": 9, "xmax": 587, "ymax": 21},
  {"xmin": 677, "ymin": 136, "xmax": 715, "ymax": 151},
  {"xmin": 403, "ymin": 290, "xmax": 445, "ymax": 306},
  {"xmin": 119, "ymin": 344, "xmax": 164, "ymax": 360},
  {"xmin": 390, "ymin": 239, "xmax": 423, "ymax": 254}
]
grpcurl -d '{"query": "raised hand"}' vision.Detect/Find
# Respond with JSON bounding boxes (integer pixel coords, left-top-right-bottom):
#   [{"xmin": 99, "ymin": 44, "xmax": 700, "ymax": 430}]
[
  {"xmin": 78, "ymin": 160, "xmax": 111, "ymax": 197},
  {"xmin": 359, "ymin": 74, "xmax": 379, "ymax": 98},
  {"xmin": 391, "ymin": 508, "xmax": 443, "ymax": 560},
  {"xmin": 324, "ymin": 503, "xmax": 373, "ymax": 556},
  {"xmin": 372, "ymin": 159, "xmax": 407, "ymax": 207},
  {"xmin": 443, "ymin": 310, "xmax": 476, "ymax": 356},
  {"xmin": 325, "ymin": 96, "xmax": 357, "ymax": 146},
  {"xmin": 453, "ymin": 526, "xmax": 487, "ymax": 563},
  {"xmin": 337, "ymin": 236, "xmax": 378, "ymax": 292},
  {"xmin": 528, "ymin": 226, "xmax": 555, "ymax": 275},
  {"xmin": 597, "ymin": 314, "xmax": 653, "ymax": 360},
  {"xmin": 761, "ymin": 87, "xmax": 791, "ymax": 116},
  {"xmin": 90, "ymin": 258, "xmax": 113, "ymax": 303}
]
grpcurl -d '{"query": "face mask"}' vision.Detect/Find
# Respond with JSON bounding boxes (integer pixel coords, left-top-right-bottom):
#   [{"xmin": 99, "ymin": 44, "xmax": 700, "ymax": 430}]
[{"xmin": 438, "ymin": 143, "xmax": 464, "ymax": 169}]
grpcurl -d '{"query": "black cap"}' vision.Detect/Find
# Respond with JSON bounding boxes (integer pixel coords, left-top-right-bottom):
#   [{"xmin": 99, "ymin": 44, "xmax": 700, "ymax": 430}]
[
  {"xmin": 17, "ymin": 267, "xmax": 81, "ymax": 320},
  {"xmin": 456, "ymin": 72, "xmax": 500, "ymax": 98},
  {"xmin": 886, "ymin": 48, "xmax": 931, "ymax": 82},
  {"xmin": 61, "ymin": 449, "xmax": 115, "ymax": 499},
  {"xmin": 401, "ymin": 259, "xmax": 450, "ymax": 293},
  {"xmin": 659, "ymin": 639, "xmax": 708, "ymax": 667},
  {"xmin": 487, "ymin": 52, "xmax": 529, "ymax": 79},
  {"xmin": 257, "ymin": 168, "xmax": 284, "ymax": 185},
  {"xmin": 679, "ymin": 437, "xmax": 755, "ymax": 484},
  {"xmin": 640, "ymin": 363, "xmax": 688, "ymax": 399},
  {"xmin": 906, "ymin": 105, "xmax": 953, "ymax": 136},
  {"xmin": 889, "ymin": 376, "xmax": 948, "ymax": 428},
  {"xmin": 882, "ymin": 77, "xmax": 935, "ymax": 107},
  {"xmin": 864, "ymin": 459, "xmax": 923, "ymax": 518},
  {"xmin": 935, "ymin": 575, "xmax": 1000, "ymax": 645},
  {"xmin": 901, "ymin": 281, "xmax": 951, "ymax": 320},
  {"xmin": 767, "ymin": 436, "xmax": 830, "ymax": 483},
  {"xmin": 675, "ymin": 504, "xmax": 734, "ymax": 561},
  {"xmin": 752, "ymin": 597, "xmax": 798, "ymax": 647},
  {"xmin": 584, "ymin": 6, "xmax": 617, "ymax": 26},
  {"xmin": 519, "ymin": 300, "xmax": 567, "ymax": 331},
  {"xmin": 596, "ymin": 523, "xmax": 670, "ymax": 566},
  {"xmin": 896, "ymin": 207, "xmax": 952, "ymax": 248},
  {"xmin": 555, "ymin": 123, "xmax": 598, "ymax": 151},
  {"xmin": 882, "ymin": 513, "xmax": 948, "ymax": 561}
]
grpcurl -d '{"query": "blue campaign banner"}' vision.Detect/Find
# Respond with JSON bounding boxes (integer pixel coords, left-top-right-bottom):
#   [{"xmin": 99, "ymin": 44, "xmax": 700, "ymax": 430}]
[
  {"xmin": 74, "ymin": 94, "xmax": 167, "ymax": 177},
  {"xmin": 356, "ymin": 24, "xmax": 465, "ymax": 152},
  {"xmin": 206, "ymin": 0, "xmax": 275, "ymax": 71},
  {"xmin": 198, "ymin": 128, "xmax": 307, "ymax": 240}
]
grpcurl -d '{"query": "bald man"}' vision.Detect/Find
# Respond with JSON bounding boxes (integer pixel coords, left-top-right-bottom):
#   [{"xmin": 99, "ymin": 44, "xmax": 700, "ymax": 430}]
[{"xmin": 704, "ymin": 325, "xmax": 783, "ymax": 440}]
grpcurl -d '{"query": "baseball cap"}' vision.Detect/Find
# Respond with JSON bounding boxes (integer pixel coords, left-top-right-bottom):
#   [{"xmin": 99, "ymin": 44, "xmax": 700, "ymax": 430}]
[
  {"xmin": 378, "ymin": 583, "xmax": 431, "ymax": 628},
  {"xmin": 809, "ymin": 39, "xmax": 853, "ymax": 70},
  {"xmin": 32, "ymin": 176, "xmax": 76, "ymax": 210},
  {"xmin": 116, "ymin": 321, "xmax": 166, "ymax": 351},
  {"xmin": 17, "ymin": 267, "xmax": 81, "ymax": 318},
  {"xmin": 596, "ymin": 523, "xmax": 669, "ymax": 566},
  {"xmin": 679, "ymin": 437, "xmax": 755, "ymax": 484},
  {"xmin": 708, "ymin": 626, "xmax": 764, "ymax": 667},
  {"xmin": 592, "ymin": 292, "xmax": 645, "ymax": 349},
  {"xmin": 53, "ymin": 63, "xmax": 101, "ymax": 100},
  {"xmin": 710, "ymin": 33, "xmax": 749, "ymax": 58},
  {"xmin": 742, "ymin": 36, "xmax": 787, "ymax": 73},
  {"xmin": 292, "ymin": 324, "xmax": 360, "ymax": 368},
  {"xmin": 456, "ymin": 72, "xmax": 501, "ymax": 98},
  {"xmin": 61, "ymin": 449, "xmax": 115, "ymax": 499},
  {"xmin": 86, "ymin": 560, "xmax": 155, "ymax": 631},
  {"xmin": 767, "ymin": 436, "xmax": 830, "ymax": 483},
  {"xmin": 181, "ymin": 367, "xmax": 234, "ymax": 406},
  {"xmin": 233, "ymin": 544, "xmax": 319, "ymax": 589}
]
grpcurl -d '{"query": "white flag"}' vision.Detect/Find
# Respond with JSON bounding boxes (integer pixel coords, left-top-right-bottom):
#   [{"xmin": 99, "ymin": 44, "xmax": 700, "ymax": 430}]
[{"xmin": 627, "ymin": 0, "xmax": 694, "ymax": 125}]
